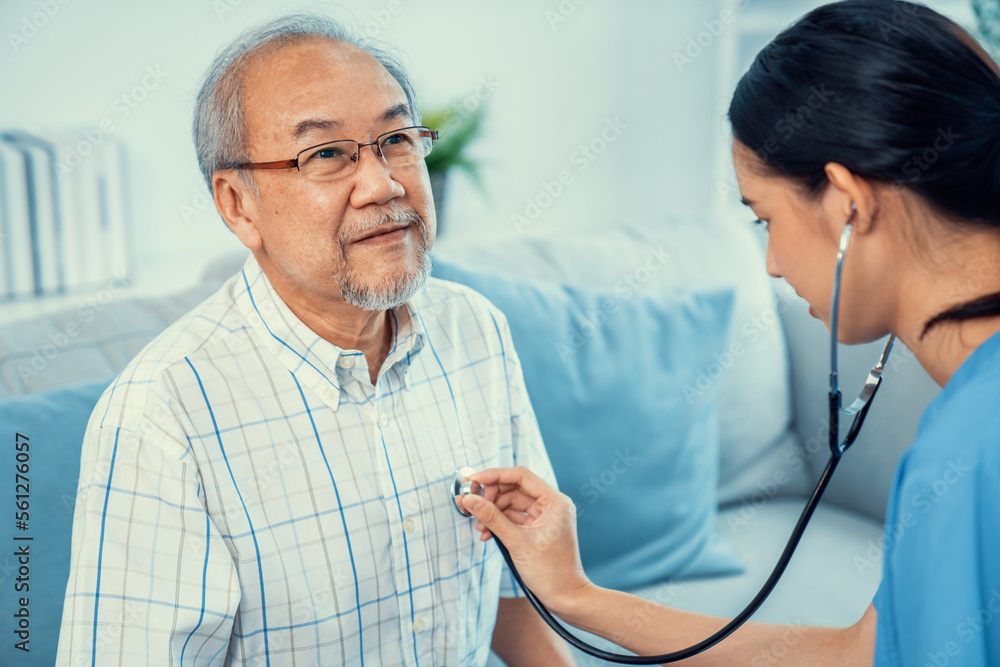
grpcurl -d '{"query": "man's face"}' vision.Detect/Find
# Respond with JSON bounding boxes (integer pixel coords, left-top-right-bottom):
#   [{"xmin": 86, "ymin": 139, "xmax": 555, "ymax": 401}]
[{"xmin": 232, "ymin": 38, "xmax": 436, "ymax": 312}]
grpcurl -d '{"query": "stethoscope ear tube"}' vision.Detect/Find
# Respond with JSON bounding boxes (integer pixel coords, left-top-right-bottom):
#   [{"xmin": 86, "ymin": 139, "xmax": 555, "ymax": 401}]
[{"xmin": 494, "ymin": 453, "xmax": 844, "ymax": 663}]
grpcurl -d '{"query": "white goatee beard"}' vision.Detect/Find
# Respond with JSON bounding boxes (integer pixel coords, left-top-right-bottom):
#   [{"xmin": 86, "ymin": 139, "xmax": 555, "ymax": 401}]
[{"xmin": 336, "ymin": 206, "xmax": 433, "ymax": 312}]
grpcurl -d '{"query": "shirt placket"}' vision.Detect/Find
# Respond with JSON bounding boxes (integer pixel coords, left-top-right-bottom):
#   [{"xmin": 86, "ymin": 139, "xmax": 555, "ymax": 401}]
[{"xmin": 370, "ymin": 364, "xmax": 437, "ymax": 666}]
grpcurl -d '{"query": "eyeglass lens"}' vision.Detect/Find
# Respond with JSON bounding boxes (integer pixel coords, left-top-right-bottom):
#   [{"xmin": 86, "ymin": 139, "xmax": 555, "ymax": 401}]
[{"xmin": 298, "ymin": 127, "xmax": 433, "ymax": 180}]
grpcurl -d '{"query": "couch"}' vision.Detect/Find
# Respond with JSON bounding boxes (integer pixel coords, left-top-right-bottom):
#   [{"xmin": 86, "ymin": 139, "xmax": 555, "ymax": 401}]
[{"xmin": 0, "ymin": 214, "xmax": 941, "ymax": 666}]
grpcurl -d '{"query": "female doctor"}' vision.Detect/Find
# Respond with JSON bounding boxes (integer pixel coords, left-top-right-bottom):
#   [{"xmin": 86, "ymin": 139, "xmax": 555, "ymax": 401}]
[{"xmin": 459, "ymin": 1, "xmax": 1000, "ymax": 664}]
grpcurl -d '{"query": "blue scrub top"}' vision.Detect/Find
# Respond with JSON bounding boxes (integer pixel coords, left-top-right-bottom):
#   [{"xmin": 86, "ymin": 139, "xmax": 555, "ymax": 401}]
[{"xmin": 874, "ymin": 329, "xmax": 1000, "ymax": 665}]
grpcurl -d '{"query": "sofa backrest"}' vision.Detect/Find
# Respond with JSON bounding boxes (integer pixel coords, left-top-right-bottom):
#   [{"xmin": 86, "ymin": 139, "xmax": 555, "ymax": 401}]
[
  {"xmin": 434, "ymin": 215, "xmax": 814, "ymax": 508},
  {"xmin": 0, "ymin": 285, "xmax": 218, "ymax": 398}
]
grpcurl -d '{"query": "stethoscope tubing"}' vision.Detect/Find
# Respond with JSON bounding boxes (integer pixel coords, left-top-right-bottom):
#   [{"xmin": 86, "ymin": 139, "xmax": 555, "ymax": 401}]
[
  {"xmin": 492, "ymin": 218, "xmax": 891, "ymax": 662},
  {"xmin": 494, "ymin": 450, "xmax": 845, "ymax": 663}
]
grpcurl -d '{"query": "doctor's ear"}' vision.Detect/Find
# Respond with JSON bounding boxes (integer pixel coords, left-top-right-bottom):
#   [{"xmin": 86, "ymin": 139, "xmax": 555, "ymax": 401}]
[{"xmin": 822, "ymin": 162, "xmax": 879, "ymax": 235}]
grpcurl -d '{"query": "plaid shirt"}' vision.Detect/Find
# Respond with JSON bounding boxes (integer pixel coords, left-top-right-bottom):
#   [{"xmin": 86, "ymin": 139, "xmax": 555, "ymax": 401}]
[{"xmin": 57, "ymin": 255, "xmax": 555, "ymax": 666}]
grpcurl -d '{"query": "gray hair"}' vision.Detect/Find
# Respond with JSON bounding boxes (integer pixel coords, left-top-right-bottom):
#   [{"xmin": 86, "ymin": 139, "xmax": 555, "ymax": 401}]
[{"xmin": 192, "ymin": 12, "xmax": 420, "ymax": 193}]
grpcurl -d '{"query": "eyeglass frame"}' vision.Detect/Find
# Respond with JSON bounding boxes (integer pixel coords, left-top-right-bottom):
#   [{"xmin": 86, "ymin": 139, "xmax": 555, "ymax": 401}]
[{"xmin": 230, "ymin": 125, "xmax": 439, "ymax": 176}]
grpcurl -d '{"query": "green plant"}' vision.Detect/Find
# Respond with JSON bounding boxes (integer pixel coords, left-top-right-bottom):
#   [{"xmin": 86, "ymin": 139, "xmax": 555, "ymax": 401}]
[
  {"xmin": 974, "ymin": 0, "xmax": 1000, "ymax": 60},
  {"xmin": 422, "ymin": 100, "xmax": 485, "ymax": 191}
]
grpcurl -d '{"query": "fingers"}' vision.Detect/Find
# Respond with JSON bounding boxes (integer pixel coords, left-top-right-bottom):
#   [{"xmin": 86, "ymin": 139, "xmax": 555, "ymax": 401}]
[
  {"xmin": 474, "ymin": 520, "xmax": 493, "ymax": 541},
  {"xmin": 502, "ymin": 509, "xmax": 532, "ymax": 525},
  {"xmin": 461, "ymin": 494, "xmax": 518, "ymax": 544},
  {"xmin": 482, "ymin": 483, "xmax": 500, "ymax": 504},
  {"xmin": 463, "ymin": 468, "xmax": 559, "ymax": 548},
  {"xmin": 493, "ymin": 490, "xmax": 540, "ymax": 517},
  {"xmin": 470, "ymin": 467, "xmax": 555, "ymax": 501},
  {"xmin": 457, "ymin": 488, "xmax": 534, "ymax": 518}
]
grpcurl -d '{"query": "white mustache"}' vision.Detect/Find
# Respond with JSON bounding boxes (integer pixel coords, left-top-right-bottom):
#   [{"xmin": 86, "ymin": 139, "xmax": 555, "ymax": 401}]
[{"xmin": 345, "ymin": 205, "xmax": 424, "ymax": 240}]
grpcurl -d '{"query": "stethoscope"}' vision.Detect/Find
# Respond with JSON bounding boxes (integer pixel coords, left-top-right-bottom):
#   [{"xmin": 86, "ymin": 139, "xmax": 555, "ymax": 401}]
[{"xmin": 450, "ymin": 217, "xmax": 896, "ymax": 663}]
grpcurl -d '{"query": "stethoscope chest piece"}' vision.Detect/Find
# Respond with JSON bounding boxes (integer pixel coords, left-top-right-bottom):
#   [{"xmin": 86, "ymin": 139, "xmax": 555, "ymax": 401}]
[{"xmin": 451, "ymin": 466, "xmax": 483, "ymax": 517}]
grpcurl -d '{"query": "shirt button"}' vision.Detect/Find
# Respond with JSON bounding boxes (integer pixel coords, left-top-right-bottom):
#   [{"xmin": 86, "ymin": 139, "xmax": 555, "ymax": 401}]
[
  {"xmin": 378, "ymin": 412, "xmax": 389, "ymax": 427},
  {"xmin": 339, "ymin": 356, "xmax": 356, "ymax": 369},
  {"xmin": 403, "ymin": 518, "xmax": 415, "ymax": 533},
  {"xmin": 413, "ymin": 619, "xmax": 426, "ymax": 633}
]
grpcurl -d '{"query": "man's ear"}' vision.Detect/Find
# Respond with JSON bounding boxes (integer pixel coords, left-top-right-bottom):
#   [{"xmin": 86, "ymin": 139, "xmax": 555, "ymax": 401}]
[
  {"xmin": 213, "ymin": 170, "xmax": 263, "ymax": 250},
  {"xmin": 823, "ymin": 162, "xmax": 879, "ymax": 236}
]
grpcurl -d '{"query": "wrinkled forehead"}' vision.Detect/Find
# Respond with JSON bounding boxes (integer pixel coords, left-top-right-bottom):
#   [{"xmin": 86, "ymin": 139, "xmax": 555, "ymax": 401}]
[{"xmin": 240, "ymin": 36, "xmax": 408, "ymax": 153}]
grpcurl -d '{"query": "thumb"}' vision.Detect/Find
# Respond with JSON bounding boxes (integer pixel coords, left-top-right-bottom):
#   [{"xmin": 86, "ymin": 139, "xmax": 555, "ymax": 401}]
[{"xmin": 462, "ymin": 495, "xmax": 516, "ymax": 542}]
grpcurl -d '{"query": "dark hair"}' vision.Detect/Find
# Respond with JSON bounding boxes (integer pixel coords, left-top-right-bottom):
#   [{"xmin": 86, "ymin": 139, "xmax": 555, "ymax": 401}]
[{"xmin": 729, "ymin": 0, "xmax": 1000, "ymax": 337}]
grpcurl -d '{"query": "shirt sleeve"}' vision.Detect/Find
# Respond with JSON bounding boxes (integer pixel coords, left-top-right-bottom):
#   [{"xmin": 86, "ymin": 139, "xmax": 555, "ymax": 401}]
[
  {"xmin": 494, "ymin": 315, "xmax": 558, "ymax": 599},
  {"xmin": 56, "ymin": 381, "xmax": 240, "ymax": 666}
]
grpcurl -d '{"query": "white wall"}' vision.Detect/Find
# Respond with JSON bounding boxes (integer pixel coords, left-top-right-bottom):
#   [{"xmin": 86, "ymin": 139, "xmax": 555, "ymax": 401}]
[
  {"xmin": 711, "ymin": 0, "xmax": 976, "ymax": 222},
  {"xmin": 0, "ymin": 0, "xmax": 980, "ymax": 306},
  {"xmin": 0, "ymin": 0, "xmax": 732, "ymax": 296}
]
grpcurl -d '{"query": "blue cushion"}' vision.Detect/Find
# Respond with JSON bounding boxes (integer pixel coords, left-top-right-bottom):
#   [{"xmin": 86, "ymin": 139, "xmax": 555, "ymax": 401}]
[
  {"xmin": 431, "ymin": 259, "xmax": 744, "ymax": 589},
  {"xmin": 0, "ymin": 378, "xmax": 110, "ymax": 666}
]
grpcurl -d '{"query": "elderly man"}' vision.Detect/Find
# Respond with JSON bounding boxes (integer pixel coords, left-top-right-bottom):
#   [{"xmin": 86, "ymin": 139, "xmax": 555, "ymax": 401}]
[{"xmin": 56, "ymin": 14, "xmax": 572, "ymax": 667}]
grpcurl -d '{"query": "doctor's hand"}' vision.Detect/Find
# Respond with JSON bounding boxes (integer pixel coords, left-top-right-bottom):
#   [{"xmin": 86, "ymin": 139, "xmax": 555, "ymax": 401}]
[{"xmin": 461, "ymin": 467, "xmax": 593, "ymax": 615}]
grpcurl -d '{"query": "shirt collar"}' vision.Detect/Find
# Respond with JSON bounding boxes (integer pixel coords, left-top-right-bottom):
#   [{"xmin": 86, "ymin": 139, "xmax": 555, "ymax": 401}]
[
  {"xmin": 234, "ymin": 255, "xmax": 427, "ymax": 408},
  {"xmin": 384, "ymin": 298, "xmax": 427, "ymax": 386}
]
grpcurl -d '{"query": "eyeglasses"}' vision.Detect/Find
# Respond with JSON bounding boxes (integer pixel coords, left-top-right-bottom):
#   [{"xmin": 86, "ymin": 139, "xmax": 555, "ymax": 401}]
[{"xmin": 234, "ymin": 126, "xmax": 439, "ymax": 181}]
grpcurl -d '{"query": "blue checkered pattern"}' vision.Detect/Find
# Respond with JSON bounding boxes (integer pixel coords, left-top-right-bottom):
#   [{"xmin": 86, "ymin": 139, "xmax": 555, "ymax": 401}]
[{"xmin": 56, "ymin": 255, "xmax": 556, "ymax": 666}]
